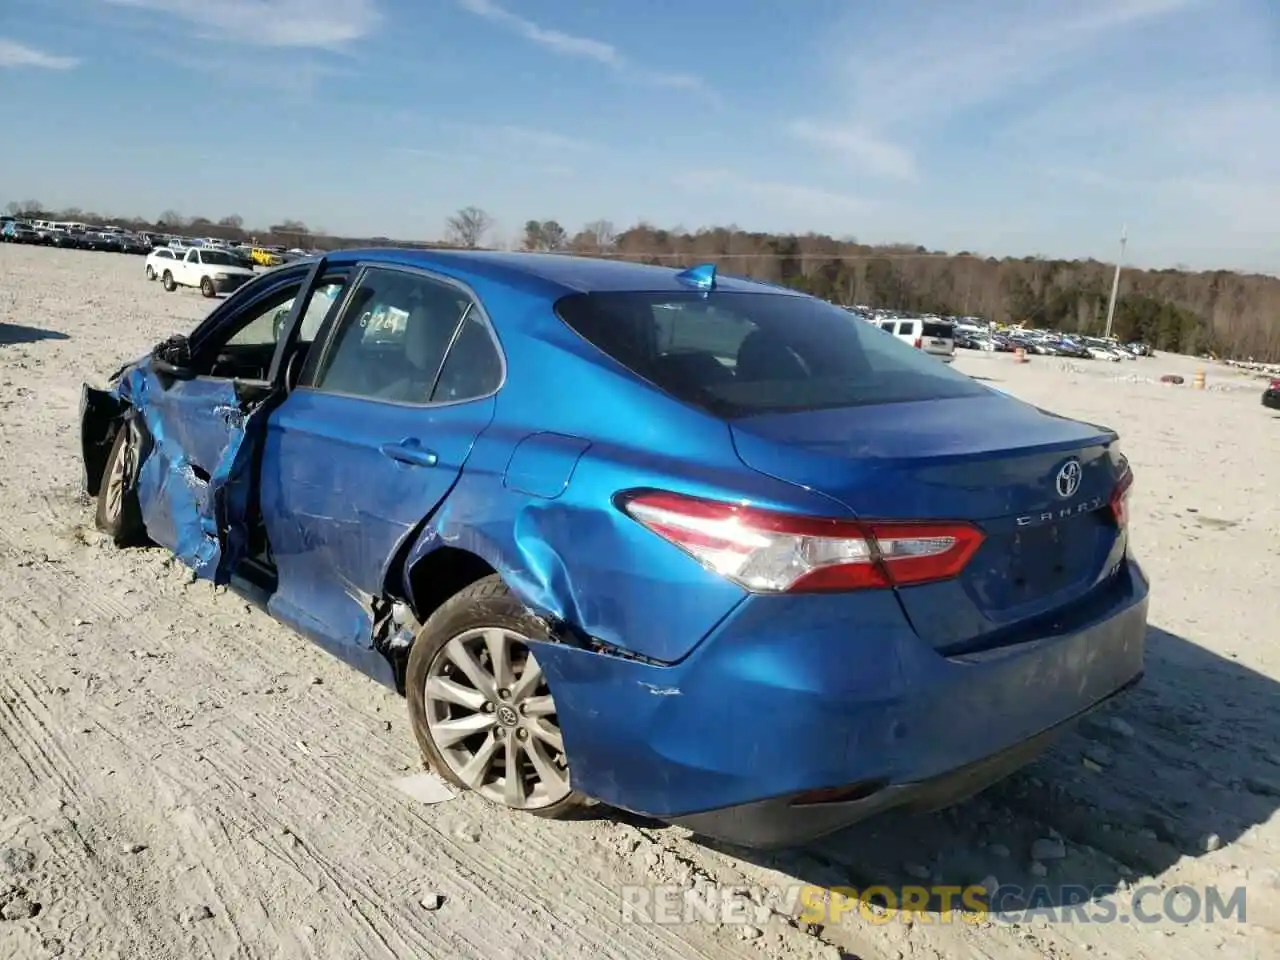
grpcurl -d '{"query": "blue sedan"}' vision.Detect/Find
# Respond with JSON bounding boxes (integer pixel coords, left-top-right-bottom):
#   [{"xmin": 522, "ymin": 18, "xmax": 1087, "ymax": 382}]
[{"xmin": 79, "ymin": 249, "xmax": 1147, "ymax": 848}]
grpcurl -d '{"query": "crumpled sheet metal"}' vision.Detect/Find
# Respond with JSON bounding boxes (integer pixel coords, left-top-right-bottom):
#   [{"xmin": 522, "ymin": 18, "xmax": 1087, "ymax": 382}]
[{"xmin": 114, "ymin": 367, "xmax": 255, "ymax": 583}]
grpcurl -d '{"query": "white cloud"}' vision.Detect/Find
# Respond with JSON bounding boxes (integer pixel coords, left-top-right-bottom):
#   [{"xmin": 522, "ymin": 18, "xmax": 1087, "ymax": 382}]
[
  {"xmin": 458, "ymin": 0, "xmax": 712, "ymax": 98},
  {"xmin": 787, "ymin": 121, "xmax": 917, "ymax": 181},
  {"xmin": 100, "ymin": 0, "xmax": 381, "ymax": 48},
  {"xmin": 0, "ymin": 38, "xmax": 78, "ymax": 69},
  {"xmin": 791, "ymin": 0, "xmax": 1202, "ymax": 181},
  {"xmin": 838, "ymin": 0, "xmax": 1200, "ymax": 126},
  {"xmin": 488, "ymin": 125, "xmax": 598, "ymax": 153},
  {"xmin": 672, "ymin": 169, "xmax": 868, "ymax": 216}
]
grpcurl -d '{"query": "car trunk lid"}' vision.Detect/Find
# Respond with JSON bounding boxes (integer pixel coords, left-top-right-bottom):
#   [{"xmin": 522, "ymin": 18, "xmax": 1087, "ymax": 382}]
[{"xmin": 728, "ymin": 392, "xmax": 1128, "ymax": 650}]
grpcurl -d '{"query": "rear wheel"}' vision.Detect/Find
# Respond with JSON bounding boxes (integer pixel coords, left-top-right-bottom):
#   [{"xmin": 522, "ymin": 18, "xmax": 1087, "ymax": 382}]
[
  {"xmin": 161, "ymin": 270, "xmax": 176, "ymax": 292},
  {"xmin": 406, "ymin": 575, "xmax": 583, "ymax": 818},
  {"xmin": 94, "ymin": 421, "xmax": 146, "ymax": 546},
  {"xmin": 200, "ymin": 276, "xmax": 215, "ymax": 298}
]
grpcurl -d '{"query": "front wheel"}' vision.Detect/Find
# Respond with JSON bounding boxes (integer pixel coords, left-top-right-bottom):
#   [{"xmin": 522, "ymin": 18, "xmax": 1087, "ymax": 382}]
[
  {"xmin": 200, "ymin": 276, "xmax": 215, "ymax": 298},
  {"xmin": 161, "ymin": 270, "xmax": 176, "ymax": 292},
  {"xmin": 406, "ymin": 575, "xmax": 584, "ymax": 818},
  {"xmin": 94, "ymin": 421, "xmax": 147, "ymax": 546},
  {"xmin": 145, "ymin": 264, "xmax": 156, "ymax": 281}
]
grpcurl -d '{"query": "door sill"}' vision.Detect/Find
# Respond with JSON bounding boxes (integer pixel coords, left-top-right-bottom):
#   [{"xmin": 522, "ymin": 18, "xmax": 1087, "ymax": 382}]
[{"xmin": 230, "ymin": 555, "xmax": 277, "ymax": 610}]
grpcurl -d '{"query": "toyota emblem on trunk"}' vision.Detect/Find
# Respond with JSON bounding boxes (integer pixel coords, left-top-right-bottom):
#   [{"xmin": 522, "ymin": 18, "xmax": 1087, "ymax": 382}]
[{"xmin": 1055, "ymin": 459, "xmax": 1082, "ymax": 499}]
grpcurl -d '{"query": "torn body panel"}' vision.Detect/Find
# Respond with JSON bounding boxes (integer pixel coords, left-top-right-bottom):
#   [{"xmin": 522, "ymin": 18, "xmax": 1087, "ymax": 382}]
[{"xmin": 101, "ymin": 364, "xmax": 270, "ymax": 582}]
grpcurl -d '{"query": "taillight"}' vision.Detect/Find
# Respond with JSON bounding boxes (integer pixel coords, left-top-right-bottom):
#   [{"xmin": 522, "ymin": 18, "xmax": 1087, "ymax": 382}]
[
  {"xmin": 1110, "ymin": 468, "xmax": 1133, "ymax": 528},
  {"xmin": 1270, "ymin": 378, "xmax": 1280, "ymax": 390},
  {"xmin": 616, "ymin": 490, "xmax": 984, "ymax": 593},
  {"xmin": 913, "ymin": 337, "xmax": 923, "ymax": 349}
]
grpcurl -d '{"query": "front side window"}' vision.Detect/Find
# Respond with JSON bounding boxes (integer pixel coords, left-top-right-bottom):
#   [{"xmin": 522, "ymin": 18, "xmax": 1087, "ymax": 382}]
[
  {"xmin": 226, "ymin": 279, "xmax": 346, "ymax": 348},
  {"xmin": 310, "ymin": 268, "xmax": 472, "ymax": 404},
  {"xmin": 555, "ymin": 291, "xmax": 986, "ymax": 417}
]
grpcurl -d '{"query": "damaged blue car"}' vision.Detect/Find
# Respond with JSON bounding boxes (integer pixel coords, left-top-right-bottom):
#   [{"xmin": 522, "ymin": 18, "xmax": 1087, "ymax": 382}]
[{"xmin": 80, "ymin": 250, "xmax": 1148, "ymax": 848}]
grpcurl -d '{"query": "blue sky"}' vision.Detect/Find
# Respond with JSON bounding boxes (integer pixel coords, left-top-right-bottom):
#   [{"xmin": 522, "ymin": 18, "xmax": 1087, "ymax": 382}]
[{"xmin": 2, "ymin": 0, "xmax": 1277, "ymax": 272}]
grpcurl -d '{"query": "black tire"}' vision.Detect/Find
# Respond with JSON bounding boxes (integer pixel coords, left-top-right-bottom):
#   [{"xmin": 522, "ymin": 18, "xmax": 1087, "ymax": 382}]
[
  {"xmin": 145, "ymin": 264, "xmax": 156, "ymax": 281},
  {"xmin": 200, "ymin": 276, "xmax": 215, "ymax": 298},
  {"xmin": 94, "ymin": 422, "xmax": 147, "ymax": 546},
  {"xmin": 405, "ymin": 575, "xmax": 585, "ymax": 819},
  {"xmin": 162, "ymin": 270, "xmax": 176, "ymax": 292}
]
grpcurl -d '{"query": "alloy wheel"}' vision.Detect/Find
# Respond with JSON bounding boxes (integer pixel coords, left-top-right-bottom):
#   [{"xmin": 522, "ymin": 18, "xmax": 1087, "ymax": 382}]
[
  {"xmin": 104, "ymin": 427, "xmax": 136, "ymax": 523},
  {"xmin": 423, "ymin": 627, "xmax": 570, "ymax": 810}
]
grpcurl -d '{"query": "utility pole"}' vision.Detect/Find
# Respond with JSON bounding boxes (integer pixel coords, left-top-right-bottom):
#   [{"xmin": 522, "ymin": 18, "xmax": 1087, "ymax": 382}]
[{"xmin": 1103, "ymin": 224, "xmax": 1127, "ymax": 339}]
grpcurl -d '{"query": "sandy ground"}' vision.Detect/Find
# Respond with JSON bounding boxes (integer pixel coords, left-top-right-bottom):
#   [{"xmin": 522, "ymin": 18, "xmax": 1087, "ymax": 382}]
[{"xmin": 0, "ymin": 244, "xmax": 1276, "ymax": 960}]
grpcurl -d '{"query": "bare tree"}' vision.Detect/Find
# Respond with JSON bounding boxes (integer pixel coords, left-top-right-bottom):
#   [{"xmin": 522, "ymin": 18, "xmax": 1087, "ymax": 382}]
[
  {"xmin": 157, "ymin": 209, "xmax": 186, "ymax": 228},
  {"xmin": 5, "ymin": 199, "xmax": 43, "ymax": 217},
  {"xmin": 583, "ymin": 219, "xmax": 615, "ymax": 251},
  {"xmin": 218, "ymin": 214, "xmax": 244, "ymax": 229},
  {"xmin": 445, "ymin": 206, "xmax": 492, "ymax": 248},
  {"xmin": 571, "ymin": 219, "xmax": 616, "ymax": 253}
]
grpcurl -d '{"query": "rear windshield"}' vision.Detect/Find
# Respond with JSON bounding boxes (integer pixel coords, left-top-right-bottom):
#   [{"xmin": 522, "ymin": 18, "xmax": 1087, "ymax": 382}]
[
  {"xmin": 555, "ymin": 291, "xmax": 986, "ymax": 417},
  {"xmin": 921, "ymin": 321, "xmax": 953, "ymax": 339}
]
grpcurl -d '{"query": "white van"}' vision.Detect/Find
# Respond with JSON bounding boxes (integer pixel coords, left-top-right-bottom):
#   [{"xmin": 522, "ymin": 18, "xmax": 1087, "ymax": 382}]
[{"xmin": 878, "ymin": 316, "xmax": 955, "ymax": 362}]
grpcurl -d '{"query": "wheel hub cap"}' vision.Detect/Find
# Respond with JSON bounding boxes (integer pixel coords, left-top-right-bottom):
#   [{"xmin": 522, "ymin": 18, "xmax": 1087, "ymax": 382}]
[{"xmin": 423, "ymin": 626, "xmax": 571, "ymax": 810}]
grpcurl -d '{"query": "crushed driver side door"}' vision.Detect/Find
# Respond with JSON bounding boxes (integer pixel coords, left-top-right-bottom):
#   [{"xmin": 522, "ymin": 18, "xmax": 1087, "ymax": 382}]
[{"xmin": 109, "ymin": 259, "xmax": 330, "ymax": 582}]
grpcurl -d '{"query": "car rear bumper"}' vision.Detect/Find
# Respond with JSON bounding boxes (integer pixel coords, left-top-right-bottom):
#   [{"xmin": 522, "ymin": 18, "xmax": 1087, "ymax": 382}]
[
  {"xmin": 532, "ymin": 557, "xmax": 1148, "ymax": 849},
  {"xmin": 1263, "ymin": 389, "xmax": 1280, "ymax": 410},
  {"xmin": 665, "ymin": 675, "xmax": 1140, "ymax": 848}
]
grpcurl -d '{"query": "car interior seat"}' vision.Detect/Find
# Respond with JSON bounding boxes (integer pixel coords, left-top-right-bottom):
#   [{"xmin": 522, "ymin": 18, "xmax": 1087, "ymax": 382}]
[{"xmin": 374, "ymin": 299, "xmax": 461, "ymax": 402}]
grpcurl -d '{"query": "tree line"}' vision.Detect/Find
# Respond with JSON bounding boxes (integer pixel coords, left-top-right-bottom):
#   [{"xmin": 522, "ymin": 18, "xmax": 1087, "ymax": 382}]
[{"xmin": 7, "ymin": 199, "xmax": 1278, "ymax": 361}]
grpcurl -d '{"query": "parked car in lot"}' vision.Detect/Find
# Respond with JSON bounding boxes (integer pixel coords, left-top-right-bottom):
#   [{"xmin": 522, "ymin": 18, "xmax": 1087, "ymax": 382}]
[
  {"xmin": 878, "ymin": 316, "xmax": 955, "ymax": 362},
  {"xmin": 144, "ymin": 246, "xmax": 181, "ymax": 281},
  {"xmin": 117, "ymin": 233, "xmax": 150, "ymax": 255},
  {"xmin": 1082, "ymin": 338, "xmax": 1125, "ymax": 361},
  {"xmin": 158, "ymin": 246, "xmax": 255, "ymax": 297},
  {"xmin": 2, "ymin": 221, "xmax": 39, "ymax": 243},
  {"xmin": 251, "ymin": 245, "xmax": 285, "ymax": 267},
  {"xmin": 1263, "ymin": 378, "xmax": 1280, "ymax": 410},
  {"xmin": 79, "ymin": 250, "xmax": 1146, "ymax": 848},
  {"xmin": 45, "ymin": 228, "xmax": 78, "ymax": 249},
  {"xmin": 1051, "ymin": 337, "xmax": 1093, "ymax": 360},
  {"xmin": 79, "ymin": 231, "xmax": 123, "ymax": 252}
]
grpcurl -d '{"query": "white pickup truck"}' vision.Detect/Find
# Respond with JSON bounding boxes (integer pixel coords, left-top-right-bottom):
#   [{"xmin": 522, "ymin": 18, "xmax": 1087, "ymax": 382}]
[{"xmin": 159, "ymin": 247, "xmax": 255, "ymax": 298}]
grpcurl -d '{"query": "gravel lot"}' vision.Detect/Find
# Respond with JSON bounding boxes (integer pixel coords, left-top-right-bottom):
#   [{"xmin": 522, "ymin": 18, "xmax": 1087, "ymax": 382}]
[{"xmin": 1, "ymin": 245, "xmax": 1277, "ymax": 960}]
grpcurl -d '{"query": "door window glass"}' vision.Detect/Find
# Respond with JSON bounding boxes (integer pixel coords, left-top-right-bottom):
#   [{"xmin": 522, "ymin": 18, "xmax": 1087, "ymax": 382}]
[{"xmin": 311, "ymin": 268, "xmax": 471, "ymax": 403}]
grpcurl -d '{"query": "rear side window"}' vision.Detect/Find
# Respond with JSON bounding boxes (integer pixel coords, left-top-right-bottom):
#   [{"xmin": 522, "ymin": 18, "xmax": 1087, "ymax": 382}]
[
  {"xmin": 921, "ymin": 321, "xmax": 954, "ymax": 339},
  {"xmin": 555, "ymin": 292, "xmax": 985, "ymax": 417}
]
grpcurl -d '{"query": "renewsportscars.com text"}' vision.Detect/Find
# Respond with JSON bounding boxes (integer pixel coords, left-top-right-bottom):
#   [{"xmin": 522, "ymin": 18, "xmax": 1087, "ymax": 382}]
[{"xmin": 619, "ymin": 882, "xmax": 1249, "ymax": 927}]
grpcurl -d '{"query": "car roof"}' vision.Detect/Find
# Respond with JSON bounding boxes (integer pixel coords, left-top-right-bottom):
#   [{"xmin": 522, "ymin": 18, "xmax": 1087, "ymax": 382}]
[{"xmin": 325, "ymin": 248, "xmax": 805, "ymax": 297}]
